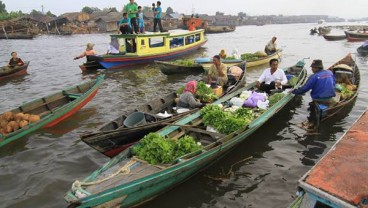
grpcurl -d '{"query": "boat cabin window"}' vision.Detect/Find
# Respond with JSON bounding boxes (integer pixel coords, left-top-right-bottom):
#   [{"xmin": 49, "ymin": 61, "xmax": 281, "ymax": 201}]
[
  {"xmin": 125, "ymin": 38, "xmax": 137, "ymax": 53},
  {"xmin": 149, "ymin": 37, "xmax": 165, "ymax": 48},
  {"xmin": 117, "ymin": 38, "xmax": 126, "ymax": 53},
  {"xmin": 170, "ymin": 37, "xmax": 184, "ymax": 48},
  {"xmin": 195, "ymin": 34, "xmax": 201, "ymax": 42},
  {"xmin": 185, "ymin": 35, "xmax": 194, "ymax": 45},
  {"xmin": 141, "ymin": 39, "xmax": 145, "ymax": 46}
]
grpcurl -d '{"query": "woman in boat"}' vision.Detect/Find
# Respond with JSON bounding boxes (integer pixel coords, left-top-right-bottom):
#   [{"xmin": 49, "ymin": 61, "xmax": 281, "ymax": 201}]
[
  {"xmin": 177, "ymin": 81, "xmax": 205, "ymax": 109},
  {"xmin": 107, "ymin": 37, "xmax": 120, "ymax": 54},
  {"xmin": 74, "ymin": 43, "xmax": 97, "ymax": 61},
  {"xmin": 219, "ymin": 49, "xmax": 227, "ymax": 59},
  {"xmin": 208, "ymin": 55, "xmax": 228, "ymax": 86},
  {"xmin": 264, "ymin": 36, "xmax": 277, "ymax": 55},
  {"xmin": 8, "ymin": 52, "xmax": 24, "ymax": 67}
]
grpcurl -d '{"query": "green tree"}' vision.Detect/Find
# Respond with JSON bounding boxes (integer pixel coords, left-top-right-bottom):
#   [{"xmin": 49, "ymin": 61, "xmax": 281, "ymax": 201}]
[
  {"xmin": 30, "ymin": 9, "xmax": 43, "ymax": 16},
  {"xmin": 0, "ymin": 1, "xmax": 7, "ymax": 13},
  {"xmin": 82, "ymin": 6, "xmax": 100, "ymax": 14},
  {"xmin": 166, "ymin": 7, "xmax": 173, "ymax": 15},
  {"xmin": 46, "ymin": 11, "xmax": 56, "ymax": 17},
  {"xmin": 0, "ymin": 11, "xmax": 23, "ymax": 21}
]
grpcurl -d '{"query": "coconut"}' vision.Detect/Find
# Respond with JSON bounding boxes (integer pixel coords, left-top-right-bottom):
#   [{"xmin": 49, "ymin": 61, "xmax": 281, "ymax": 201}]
[
  {"xmin": 8, "ymin": 121, "xmax": 19, "ymax": 131},
  {"xmin": 23, "ymin": 114, "xmax": 31, "ymax": 121},
  {"xmin": 14, "ymin": 113, "xmax": 25, "ymax": 122},
  {"xmin": 29, "ymin": 115, "xmax": 41, "ymax": 123},
  {"xmin": 0, "ymin": 128, "xmax": 6, "ymax": 136},
  {"xmin": 2, "ymin": 112, "xmax": 13, "ymax": 121},
  {"xmin": 4, "ymin": 125, "xmax": 13, "ymax": 134},
  {"xmin": 19, "ymin": 120, "xmax": 28, "ymax": 128},
  {"xmin": 0, "ymin": 120, "xmax": 8, "ymax": 129}
]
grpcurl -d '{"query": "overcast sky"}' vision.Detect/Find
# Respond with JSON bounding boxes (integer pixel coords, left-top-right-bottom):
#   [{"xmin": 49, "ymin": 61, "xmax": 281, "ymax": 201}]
[{"xmin": 2, "ymin": 0, "xmax": 367, "ymax": 19}]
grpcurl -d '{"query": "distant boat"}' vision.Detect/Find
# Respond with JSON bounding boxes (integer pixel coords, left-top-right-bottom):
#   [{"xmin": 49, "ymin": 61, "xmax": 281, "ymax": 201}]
[
  {"xmin": 322, "ymin": 34, "xmax": 346, "ymax": 41},
  {"xmin": 0, "ymin": 61, "xmax": 30, "ymax": 80},
  {"xmin": 205, "ymin": 25, "xmax": 236, "ymax": 34},
  {"xmin": 317, "ymin": 19, "xmax": 325, "ymax": 24},
  {"xmin": 345, "ymin": 30, "xmax": 368, "ymax": 42}
]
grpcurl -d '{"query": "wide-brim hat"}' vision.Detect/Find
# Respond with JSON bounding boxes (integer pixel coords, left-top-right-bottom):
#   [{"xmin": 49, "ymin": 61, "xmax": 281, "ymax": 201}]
[
  {"xmin": 86, "ymin": 43, "xmax": 95, "ymax": 50},
  {"xmin": 310, "ymin": 59, "xmax": 323, "ymax": 69}
]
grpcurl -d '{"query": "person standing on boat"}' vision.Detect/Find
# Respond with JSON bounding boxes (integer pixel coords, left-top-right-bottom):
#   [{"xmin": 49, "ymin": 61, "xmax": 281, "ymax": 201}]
[
  {"xmin": 292, "ymin": 60, "xmax": 336, "ymax": 103},
  {"xmin": 124, "ymin": 0, "xmax": 139, "ymax": 34},
  {"xmin": 208, "ymin": 55, "xmax": 228, "ymax": 86},
  {"xmin": 256, "ymin": 58, "xmax": 287, "ymax": 93},
  {"xmin": 177, "ymin": 81, "xmax": 205, "ymax": 109},
  {"xmin": 137, "ymin": 6, "xmax": 145, "ymax": 34},
  {"xmin": 153, "ymin": 1, "xmax": 164, "ymax": 32},
  {"xmin": 8, "ymin": 52, "xmax": 24, "ymax": 67},
  {"xmin": 118, "ymin": 12, "xmax": 132, "ymax": 34},
  {"xmin": 264, "ymin": 36, "xmax": 277, "ymax": 55},
  {"xmin": 73, "ymin": 43, "xmax": 97, "ymax": 61}
]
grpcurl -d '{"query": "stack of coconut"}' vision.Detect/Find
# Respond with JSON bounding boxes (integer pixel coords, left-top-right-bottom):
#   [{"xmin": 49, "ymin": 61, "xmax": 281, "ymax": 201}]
[{"xmin": 0, "ymin": 112, "xmax": 40, "ymax": 136}]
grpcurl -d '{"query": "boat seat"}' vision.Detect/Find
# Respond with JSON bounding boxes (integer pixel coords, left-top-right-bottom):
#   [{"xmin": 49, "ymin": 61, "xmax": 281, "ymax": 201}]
[{"xmin": 63, "ymin": 92, "xmax": 82, "ymax": 99}]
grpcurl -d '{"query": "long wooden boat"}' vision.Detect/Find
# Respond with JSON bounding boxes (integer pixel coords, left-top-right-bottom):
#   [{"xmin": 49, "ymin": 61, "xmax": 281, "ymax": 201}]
[
  {"xmin": 322, "ymin": 34, "xmax": 346, "ymax": 41},
  {"xmin": 0, "ymin": 33, "xmax": 34, "ymax": 39},
  {"xmin": 155, "ymin": 60, "xmax": 204, "ymax": 75},
  {"xmin": 345, "ymin": 31, "xmax": 368, "ymax": 42},
  {"xmin": 81, "ymin": 63, "xmax": 247, "ymax": 157},
  {"xmin": 0, "ymin": 61, "xmax": 30, "ymax": 80},
  {"xmin": 196, "ymin": 49, "xmax": 282, "ymax": 71},
  {"xmin": 205, "ymin": 25, "xmax": 236, "ymax": 34},
  {"xmin": 289, "ymin": 109, "xmax": 368, "ymax": 208},
  {"xmin": 64, "ymin": 60, "xmax": 307, "ymax": 207},
  {"xmin": 92, "ymin": 29, "xmax": 207, "ymax": 69},
  {"xmin": 308, "ymin": 54, "xmax": 359, "ymax": 130},
  {"xmin": 357, "ymin": 45, "xmax": 368, "ymax": 56},
  {"xmin": 0, "ymin": 75, "xmax": 105, "ymax": 148}
]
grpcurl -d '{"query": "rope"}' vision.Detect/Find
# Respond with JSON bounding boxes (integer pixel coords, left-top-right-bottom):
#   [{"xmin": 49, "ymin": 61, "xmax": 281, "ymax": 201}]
[{"xmin": 71, "ymin": 158, "xmax": 137, "ymax": 198}]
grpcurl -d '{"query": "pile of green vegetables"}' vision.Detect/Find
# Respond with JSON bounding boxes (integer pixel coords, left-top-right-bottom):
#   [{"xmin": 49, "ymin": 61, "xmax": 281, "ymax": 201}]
[
  {"xmin": 340, "ymin": 85, "xmax": 353, "ymax": 99},
  {"xmin": 240, "ymin": 53, "xmax": 259, "ymax": 61},
  {"xmin": 223, "ymin": 56, "xmax": 237, "ymax": 60},
  {"xmin": 268, "ymin": 93, "xmax": 285, "ymax": 107},
  {"xmin": 196, "ymin": 81, "xmax": 218, "ymax": 102},
  {"xmin": 172, "ymin": 59, "xmax": 196, "ymax": 66},
  {"xmin": 288, "ymin": 76, "xmax": 298, "ymax": 87},
  {"xmin": 201, "ymin": 105, "xmax": 254, "ymax": 134},
  {"xmin": 132, "ymin": 133, "xmax": 202, "ymax": 165}
]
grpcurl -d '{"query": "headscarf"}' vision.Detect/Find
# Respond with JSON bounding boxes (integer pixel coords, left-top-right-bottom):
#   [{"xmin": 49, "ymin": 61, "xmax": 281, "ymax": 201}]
[{"xmin": 184, "ymin": 81, "xmax": 197, "ymax": 94}]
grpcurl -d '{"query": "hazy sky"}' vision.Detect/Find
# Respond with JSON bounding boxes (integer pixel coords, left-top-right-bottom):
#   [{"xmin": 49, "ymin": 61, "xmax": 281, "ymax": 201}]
[{"xmin": 2, "ymin": 0, "xmax": 367, "ymax": 19}]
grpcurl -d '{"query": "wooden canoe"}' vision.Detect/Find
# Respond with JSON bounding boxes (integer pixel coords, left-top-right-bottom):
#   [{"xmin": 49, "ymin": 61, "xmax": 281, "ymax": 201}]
[
  {"xmin": 0, "ymin": 75, "xmax": 105, "ymax": 147},
  {"xmin": 155, "ymin": 60, "xmax": 204, "ymax": 75},
  {"xmin": 196, "ymin": 49, "xmax": 282, "ymax": 70},
  {"xmin": 79, "ymin": 56, "xmax": 106, "ymax": 72},
  {"xmin": 0, "ymin": 61, "xmax": 30, "ymax": 80},
  {"xmin": 289, "ymin": 109, "xmax": 368, "ymax": 208},
  {"xmin": 205, "ymin": 25, "xmax": 236, "ymax": 34},
  {"xmin": 322, "ymin": 34, "xmax": 346, "ymax": 41},
  {"xmin": 64, "ymin": 60, "xmax": 307, "ymax": 207},
  {"xmin": 81, "ymin": 63, "xmax": 247, "ymax": 157},
  {"xmin": 308, "ymin": 54, "xmax": 360, "ymax": 130},
  {"xmin": 345, "ymin": 31, "xmax": 368, "ymax": 42}
]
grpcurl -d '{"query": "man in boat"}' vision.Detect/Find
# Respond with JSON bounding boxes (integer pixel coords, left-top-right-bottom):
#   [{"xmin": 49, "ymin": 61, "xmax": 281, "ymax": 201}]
[
  {"xmin": 74, "ymin": 43, "xmax": 97, "ymax": 61},
  {"xmin": 153, "ymin": 1, "xmax": 164, "ymax": 32},
  {"xmin": 124, "ymin": 0, "xmax": 139, "ymax": 34},
  {"xmin": 177, "ymin": 81, "xmax": 205, "ymax": 109},
  {"xmin": 292, "ymin": 59, "xmax": 336, "ymax": 130},
  {"xmin": 219, "ymin": 49, "xmax": 227, "ymax": 59},
  {"xmin": 208, "ymin": 55, "xmax": 228, "ymax": 87},
  {"xmin": 264, "ymin": 36, "xmax": 277, "ymax": 55},
  {"xmin": 256, "ymin": 58, "xmax": 287, "ymax": 94},
  {"xmin": 8, "ymin": 52, "xmax": 24, "ymax": 67},
  {"xmin": 118, "ymin": 12, "xmax": 132, "ymax": 34}
]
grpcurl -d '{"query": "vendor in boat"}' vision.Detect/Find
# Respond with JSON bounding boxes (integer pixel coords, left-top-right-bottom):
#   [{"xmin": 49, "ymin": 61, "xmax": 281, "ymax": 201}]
[
  {"xmin": 219, "ymin": 49, "xmax": 227, "ymax": 59},
  {"xmin": 177, "ymin": 81, "xmax": 205, "ymax": 109},
  {"xmin": 256, "ymin": 58, "xmax": 287, "ymax": 93},
  {"xmin": 74, "ymin": 43, "xmax": 97, "ymax": 61},
  {"xmin": 8, "ymin": 52, "xmax": 24, "ymax": 67},
  {"xmin": 264, "ymin": 36, "xmax": 277, "ymax": 55},
  {"xmin": 292, "ymin": 60, "xmax": 336, "ymax": 104},
  {"xmin": 208, "ymin": 55, "xmax": 228, "ymax": 86}
]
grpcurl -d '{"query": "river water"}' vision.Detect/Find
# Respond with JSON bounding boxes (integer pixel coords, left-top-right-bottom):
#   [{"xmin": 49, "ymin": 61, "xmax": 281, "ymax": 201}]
[{"xmin": 0, "ymin": 23, "xmax": 367, "ymax": 208}]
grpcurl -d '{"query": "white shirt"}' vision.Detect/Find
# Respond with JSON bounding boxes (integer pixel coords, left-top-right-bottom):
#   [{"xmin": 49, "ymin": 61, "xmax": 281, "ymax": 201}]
[
  {"xmin": 107, "ymin": 44, "xmax": 119, "ymax": 54},
  {"xmin": 258, "ymin": 68, "xmax": 288, "ymax": 85}
]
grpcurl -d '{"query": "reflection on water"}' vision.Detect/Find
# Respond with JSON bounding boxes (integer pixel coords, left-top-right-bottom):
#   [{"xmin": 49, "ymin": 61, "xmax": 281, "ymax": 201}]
[{"xmin": 0, "ymin": 23, "xmax": 367, "ymax": 208}]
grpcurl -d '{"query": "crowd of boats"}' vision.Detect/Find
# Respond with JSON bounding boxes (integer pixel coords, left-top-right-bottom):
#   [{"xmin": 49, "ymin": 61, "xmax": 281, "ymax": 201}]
[{"xmin": 0, "ymin": 27, "xmax": 365, "ymax": 207}]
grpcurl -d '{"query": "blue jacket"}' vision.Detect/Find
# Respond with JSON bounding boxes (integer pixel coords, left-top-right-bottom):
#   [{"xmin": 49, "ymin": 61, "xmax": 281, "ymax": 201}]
[{"xmin": 292, "ymin": 69, "xmax": 336, "ymax": 100}]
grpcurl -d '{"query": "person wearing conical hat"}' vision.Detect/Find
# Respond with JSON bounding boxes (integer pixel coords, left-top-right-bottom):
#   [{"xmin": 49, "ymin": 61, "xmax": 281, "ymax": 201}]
[{"xmin": 74, "ymin": 43, "xmax": 97, "ymax": 61}]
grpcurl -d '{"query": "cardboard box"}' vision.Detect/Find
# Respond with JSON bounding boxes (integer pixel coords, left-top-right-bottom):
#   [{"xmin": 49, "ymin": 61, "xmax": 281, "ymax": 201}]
[{"xmin": 211, "ymin": 86, "xmax": 223, "ymax": 97}]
